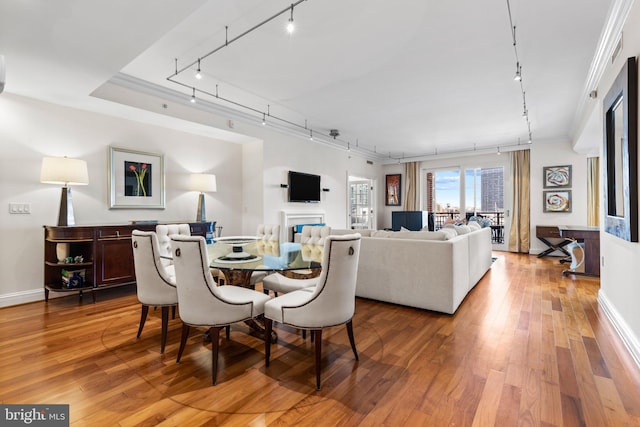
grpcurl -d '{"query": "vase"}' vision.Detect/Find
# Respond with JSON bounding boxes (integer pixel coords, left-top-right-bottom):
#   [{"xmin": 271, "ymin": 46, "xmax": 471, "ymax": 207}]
[{"xmin": 56, "ymin": 243, "xmax": 70, "ymax": 263}]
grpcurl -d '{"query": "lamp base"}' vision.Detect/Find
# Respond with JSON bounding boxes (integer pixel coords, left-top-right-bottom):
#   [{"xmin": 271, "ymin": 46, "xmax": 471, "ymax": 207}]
[
  {"xmin": 196, "ymin": 193, "xmax": 206, "ymax": 222},
  {"xmin": 58, "ymin": 186, "xmax": 76, "ymax": 226}
]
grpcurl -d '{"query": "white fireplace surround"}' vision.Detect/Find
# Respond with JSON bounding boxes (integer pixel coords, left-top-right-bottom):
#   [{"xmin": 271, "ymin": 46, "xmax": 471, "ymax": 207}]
[{"xmin": 280, "ymin": 210, "xmax": 326, "ymax": 242}]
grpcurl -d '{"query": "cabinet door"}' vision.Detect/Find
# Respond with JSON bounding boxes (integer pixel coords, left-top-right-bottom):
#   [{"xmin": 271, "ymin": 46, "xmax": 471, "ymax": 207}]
[{"xmin": 96, "ymin": 238, "xmax": 135, "ymax": 286}]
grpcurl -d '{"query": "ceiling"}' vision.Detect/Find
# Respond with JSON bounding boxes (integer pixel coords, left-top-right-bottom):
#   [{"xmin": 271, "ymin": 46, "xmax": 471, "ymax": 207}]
[{"xmin": 0, "ymin": 0, "xmax": 614, "ymax": 161}]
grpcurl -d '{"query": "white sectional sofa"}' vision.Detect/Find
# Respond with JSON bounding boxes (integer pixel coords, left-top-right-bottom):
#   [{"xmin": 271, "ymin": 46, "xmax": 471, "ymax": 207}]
[{"xmin": 331, "ymin": 226, "xmax": 493, "ymax": 314}]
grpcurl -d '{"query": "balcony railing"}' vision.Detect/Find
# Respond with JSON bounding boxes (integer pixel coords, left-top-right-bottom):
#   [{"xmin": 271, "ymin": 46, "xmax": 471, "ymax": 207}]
[{"xmin": 433, "ymin": 211, "xmax": 504, "ymax": 244}]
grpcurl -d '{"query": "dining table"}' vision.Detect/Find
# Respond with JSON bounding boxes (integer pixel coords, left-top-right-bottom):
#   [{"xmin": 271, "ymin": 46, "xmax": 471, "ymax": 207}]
[{"xmin": 207, "ymin": 236, "xmax": 323, "ymax": 341}]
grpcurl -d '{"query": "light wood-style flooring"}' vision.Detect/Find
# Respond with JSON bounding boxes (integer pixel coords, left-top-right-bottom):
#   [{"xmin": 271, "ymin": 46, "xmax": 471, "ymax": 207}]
[{"xmin": 1, "ymin": 252, "xmax": 640, "ymax": 426}]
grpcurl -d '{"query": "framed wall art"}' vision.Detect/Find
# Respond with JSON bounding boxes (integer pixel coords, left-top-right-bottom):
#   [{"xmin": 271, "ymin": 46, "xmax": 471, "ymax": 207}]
[
  {"xmin": 543, "ymin": 165, "xmax": 572, "ymax": 188},
  {"xmin": 603, "ymin": 56, "xmax": 638, "ymax": 242},
  {"xmin": 385, "ymin": 174, "xmax": 401, "ymax": 206},
  {"xmin": 543, "ymin": 190, "xmax": 572, "ymax": 213},
  {"xmin": 108, "ymin": 146, "xmax": 165, "ymax": 209}
]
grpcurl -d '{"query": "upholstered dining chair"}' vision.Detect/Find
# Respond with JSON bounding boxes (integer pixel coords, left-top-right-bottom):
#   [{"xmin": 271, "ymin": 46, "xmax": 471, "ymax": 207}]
[
  {"xmin": 264, "ymin": 233, "xmax": 361, "ymax": 390},
  {"xmin": 131, "ymin": 230, "xmax": 179, "ymax": 354},
  {"xmin": 262, "ymin": 225, "xmax": 331, "ymax": 296},
  {"xmin": 169, "ymin": 234, "xmax": 271, "ymax": 385},
  {"xmin": 249, "ymin": 224, "xmax": 281, "ymax": 289}
]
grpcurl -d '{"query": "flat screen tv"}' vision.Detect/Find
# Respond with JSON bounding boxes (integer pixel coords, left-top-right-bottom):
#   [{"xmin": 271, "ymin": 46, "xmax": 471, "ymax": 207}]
[{"xmin": 288, "ymin": 171, "xmax": 321, "ymax": 203}]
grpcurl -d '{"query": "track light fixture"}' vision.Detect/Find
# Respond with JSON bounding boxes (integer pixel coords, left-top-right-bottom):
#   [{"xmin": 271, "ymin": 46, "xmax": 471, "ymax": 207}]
[
  {"xmin": 286, "ymin": 5, "xmax": 295, "ymax": 34},
  {"xmin": 514, "ymin": 62, "xmax": 522, "ymax": 81},
  {"xmin": 309, "ymin": 130, "xmax": 313, "ymax": 140},
  {"xmin": 497, "ymin": 146, "xmax": 501, "ymax": 155},
  {"xmin": 195, "ymin": 59, "xmax": 202, "ymax": 80},
  {"xmin": 190, "ymin": 87, "xmax": 196, "ymax": 103}
]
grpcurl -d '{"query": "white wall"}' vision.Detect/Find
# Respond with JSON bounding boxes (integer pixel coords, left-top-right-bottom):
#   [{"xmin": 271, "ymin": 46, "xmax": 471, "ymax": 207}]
[
  {"xmin": 0, "ymin": 93, "xmax": 384, "ymax": 306},
  {"xmin": 529, "ymin": 140, "xmax": 589, "ymax": 254},
  {"xmin": 0, "ymin": 93, "xmax": 243, "ymax": 305},
  {"xmin": 577, "ymin": 1, "xmax": 640, "ymax": 365}
]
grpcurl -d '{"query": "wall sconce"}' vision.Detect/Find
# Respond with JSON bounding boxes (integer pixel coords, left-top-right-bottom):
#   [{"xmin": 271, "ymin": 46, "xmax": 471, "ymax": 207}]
[
  {"xmin": 40, "ymin": 156, "xmax": 89, "ymax": 226},
  {"xmin": 190, "ymin": 173, "xmax": 217, "ymax": 222}
]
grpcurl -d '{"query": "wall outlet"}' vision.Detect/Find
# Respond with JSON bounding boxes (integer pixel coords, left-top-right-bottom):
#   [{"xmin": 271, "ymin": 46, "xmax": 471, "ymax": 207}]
[{"xmin": 9, "ymin": 202, "xmax": 31, "ymax": 214}]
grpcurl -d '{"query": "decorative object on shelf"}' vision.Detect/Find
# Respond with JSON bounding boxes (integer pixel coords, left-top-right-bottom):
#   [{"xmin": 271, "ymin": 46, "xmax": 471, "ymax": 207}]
[
  {"xmin": 189, "ymin": 173, "xmax": 217, "ymax": 222},
  {"xmin": 108, "ymin": 146, "xmax": 165, "ymax": 209},
  {"xmin": 40, "ymin": 156, "xmax": 89, "ymax": 226},
  {"xmin": 385, "ymin": 174, "xmax": 401, "ymax": 206},
  {"xmin": 543, "ymin": 190, "xmax": 572, "ymax": 213},
  {"xmin": 543, "ymin": 165, "xmax": 571, "ymax": 188},
  {"xmin": 603, "ymin": 56, "xmax": 638, "ymax": 242},
  {"xmin": 56, "ymin": 242, "xmax": 70, "ymax": 263}
]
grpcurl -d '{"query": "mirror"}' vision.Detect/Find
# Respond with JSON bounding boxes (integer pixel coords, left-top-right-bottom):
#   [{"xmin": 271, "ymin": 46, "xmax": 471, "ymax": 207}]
[{"xmin": 603, "ymin": 56, "xmax": 638, "ymax": 242}]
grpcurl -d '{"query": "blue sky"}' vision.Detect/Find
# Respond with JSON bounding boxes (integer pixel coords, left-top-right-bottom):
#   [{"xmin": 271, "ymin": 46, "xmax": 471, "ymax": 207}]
[{"xmin": 434, "ymin": 169, "xmax": 482, "ymax": 209}]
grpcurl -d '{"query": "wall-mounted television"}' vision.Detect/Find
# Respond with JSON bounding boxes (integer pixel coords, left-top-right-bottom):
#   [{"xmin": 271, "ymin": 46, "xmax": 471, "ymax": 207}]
[{"xmin": 288, "ymin": 171, "xmax": 321, "ymax": 203}]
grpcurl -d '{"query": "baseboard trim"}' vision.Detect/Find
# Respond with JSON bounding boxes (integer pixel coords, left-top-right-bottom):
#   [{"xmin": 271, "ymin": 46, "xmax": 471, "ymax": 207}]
[
  {"xmin": 0, "ymin": 289, "xmax": 45, "ymax": 307},
  {"xmin": 598, "ymin": 289, "xmax": 640, "ymax": 369}
]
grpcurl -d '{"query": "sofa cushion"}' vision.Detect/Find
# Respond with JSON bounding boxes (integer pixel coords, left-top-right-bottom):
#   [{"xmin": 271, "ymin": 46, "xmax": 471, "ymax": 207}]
[
  {"xmin": 467, "ymin": 221, "xmax": 482, "ymax": 231},
  {"xmin": 392, "ymin": 231, "xmax": 447, "ymax": 241},
  {"xmin": 439, "ymin": 228, "xmax": 458, "ymax": 240},
  {"xmin": 444, "ymin": 223, "xmax": 471, "ymax": 235}
]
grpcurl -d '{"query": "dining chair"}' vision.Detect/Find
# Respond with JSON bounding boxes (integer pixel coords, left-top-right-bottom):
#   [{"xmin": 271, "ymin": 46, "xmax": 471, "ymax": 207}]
[
  {"xmin": 169, "ymin": 234, "xmax": 271, "ymax": 385},
  {"xmin": 131, "ymin": 230, "xmax": 179, "ymax": 354},
  {"xmin": 264, "ymin": 233, "xmax": 361, "ymax": 390},
  {"xmin": 250, "ymin": 224, "xmax": 281, "ymax": 289},
  {"xmin": 262, "ymin": 225, "xmax": 330, "ymax": 296}
]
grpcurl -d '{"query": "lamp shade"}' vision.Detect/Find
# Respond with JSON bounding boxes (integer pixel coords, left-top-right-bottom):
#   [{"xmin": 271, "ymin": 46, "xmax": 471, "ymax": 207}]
[
  {"xmin": 189, "ymin": 173, "xmax": 217, "ymax": 192},
  {"xmin": 40, "ymin": 157, "xmax": 89, "ymax": 185}
]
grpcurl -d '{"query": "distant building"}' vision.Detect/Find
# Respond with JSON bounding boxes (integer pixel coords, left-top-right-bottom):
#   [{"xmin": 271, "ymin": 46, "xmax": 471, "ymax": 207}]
[{"xmin": 481, "ymin": 167, "xmax": 504, "ymax": 211}]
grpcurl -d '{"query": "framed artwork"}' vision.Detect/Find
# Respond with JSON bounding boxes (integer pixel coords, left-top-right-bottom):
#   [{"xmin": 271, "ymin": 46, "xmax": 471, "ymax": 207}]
[
  {"xmin": 603, "ymin": 56, "xmax": 638, "ymax": 242},
  {"xmin": 108, "ymin": 146, "xmax": 165, "ymax": 209},
  {"xmin": 543, "ymin": 165, "xmax": 571, "ymax": 188},
  {"xmin": 543, "ymin": 190, "xmax": 572, "ymax": 213},
  {"xmin": 385, "ymin": 174, "xmax": 401, "ymax": 206}
]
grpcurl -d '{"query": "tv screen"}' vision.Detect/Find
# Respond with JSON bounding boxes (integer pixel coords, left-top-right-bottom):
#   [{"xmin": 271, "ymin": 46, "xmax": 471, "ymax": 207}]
[{"xmin": 288, "ymin": 171, "xmax": 321, "ymax": 203}]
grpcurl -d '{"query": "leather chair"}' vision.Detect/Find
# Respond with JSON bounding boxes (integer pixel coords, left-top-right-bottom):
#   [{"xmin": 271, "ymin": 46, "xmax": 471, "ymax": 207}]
[
  {"xmin": 169, "ymin": 234, "xmax": 271, "ymax": 385},
  {"xmin": 262, "ymin": 225, "xmax": 330, "ymax": 296},
  {"xmin": 131, "ymin": 230, "xmax": 178, "ymax": 354},
  {"xmin": 264, "ymin": 233, "xmax": 361, "ymax": 390}
]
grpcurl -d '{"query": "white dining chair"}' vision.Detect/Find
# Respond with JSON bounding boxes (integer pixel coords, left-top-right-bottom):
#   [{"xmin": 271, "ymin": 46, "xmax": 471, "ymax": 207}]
[
  {"xmin": 264, "ymin": 233, "xmax": 361, "ymax": 390},
  {"xmin": 131, "ymin": 230, "xmax": 178, "ymax": 354},
  {"xmin": 170, "ymin": 234, "xmax": 271, "ymax": 385}
]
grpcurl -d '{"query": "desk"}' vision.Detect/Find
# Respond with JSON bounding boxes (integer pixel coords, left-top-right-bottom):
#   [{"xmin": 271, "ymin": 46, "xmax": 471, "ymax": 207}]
[
  {"xmin": 536, "ymin": 225, "xmax": 572, "ymax": 258},
  {"xmin": 558, "ymin": 225, "xmax": 600, "ymax": 277}
]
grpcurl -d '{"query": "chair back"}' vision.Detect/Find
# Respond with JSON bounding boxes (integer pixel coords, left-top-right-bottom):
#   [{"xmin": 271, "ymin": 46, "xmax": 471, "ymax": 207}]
[
  {"xmin": 300, "ymin": 225, "xmax": 331, "ymax": 246},
  {"xmin": 131, "ymin": 230, "xmax": 177, "ymax": 306},
  {"xmin": 256, "ymin": 224, "xmax": 280, "ymax": 241},
  {"xmin": 170, "ymin": 235, "xmax": 255, "ymax": 326},
  {"xmin": 286, "ymin": 234, "xmax": 361, "ymax": 327},
  {"xmin": 156, "ymin": 224, "xmax": 191, "ymax": 267}
]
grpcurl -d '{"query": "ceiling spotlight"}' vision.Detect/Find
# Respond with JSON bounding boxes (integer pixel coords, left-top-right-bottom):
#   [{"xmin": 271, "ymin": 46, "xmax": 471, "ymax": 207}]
[
  {"xmin": 195, "ymin": 59, "xmax": 202, "ymax": 80},
  {"xmin": 528, "ymin": 132, "xmax": 532, "ymax": 144},
  {"xmin": 190, "ymin": 87, "xmax": 196, "ymax": 103},
  {"xmin": 309, "ymin": 130, "xmax": 313, "ymax": 140},
  {"xmin": 514, "ymin": 62, "xmax": 522, "ymax": 81},
  {"xmin": 497, "ymin": 146, "xmax": 501, "ymax": 155},
  {"xmin": 286, "ymin": 5, "xmax": 295, "ymax": 33},
  {"xmin": 262, "ymin": 113, "xmax": 266, "ymax": 125}
]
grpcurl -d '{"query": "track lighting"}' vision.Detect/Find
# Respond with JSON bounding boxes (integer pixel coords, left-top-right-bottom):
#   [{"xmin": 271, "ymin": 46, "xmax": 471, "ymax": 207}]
[
  {"xmin": 195, "ymin": 59, "xmax": 202, "ymax": 80},
  {"xmin": 514, "ymin": 62, "xmax": 521, "ymax": 81},
  {"xmin": 497, "ymin": 146, "xmax": 501, "ymax": 155},
  {"xmin": 286, "ymin": 5, "xmax": 295, "ymax": 34},
  {"xmin": 190, "ymin": 87, "xmax": 196, "ymax": 103},
  {"xmin": 262, "ymin": 113, "xmax": 266, "ymax": 125},
  {"xmin": 528, "ymin": 133, "xmax": 532, "ymax": 144},
  {"xmin": 309, "ymin": 130, "xmax": 313, "ymax": 140}
]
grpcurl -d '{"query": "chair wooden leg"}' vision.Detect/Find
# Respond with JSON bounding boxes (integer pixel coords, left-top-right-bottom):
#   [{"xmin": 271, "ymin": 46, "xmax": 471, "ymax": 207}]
[
  {"xmin": 211, "ymin": 326, "xmax": 221, "ymax": 385},
  {"xmin": 314, "ymin": 329, "xmax": 323, "ymax": 391},
  {"xmin": 176, "ymin": 323, "xmax": 190, "ymax": 363},
  {"xmin": 264, "ymin": 318, "xmax": 273, "ymax": 367},
  {"xmin": 225, "ymin": 325, "xmax": 231, "ymax": 340},
  {"xmin": 171, "ymin": 305, "xmax": 176, "ymax": 319},
  {"xmin": 346, "ymin": 320, "xmax": 359, "ymax": 361},
  {"xmin": 137, "ymin": 305, "xmax": 149, "ymax": 338},
  {"xmin": 302, "ymin": 330, "xmax": 307, "ymax": 340},
  {"xmin": 160, "ymin": 306, "xmax": 169, "ymax": 354}
]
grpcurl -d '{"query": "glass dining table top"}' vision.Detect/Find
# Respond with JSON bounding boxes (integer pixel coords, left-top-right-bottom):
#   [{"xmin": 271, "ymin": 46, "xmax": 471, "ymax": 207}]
[{"xmin": 207, "ymin": 236, "xmax": 323, "ymax": 272}]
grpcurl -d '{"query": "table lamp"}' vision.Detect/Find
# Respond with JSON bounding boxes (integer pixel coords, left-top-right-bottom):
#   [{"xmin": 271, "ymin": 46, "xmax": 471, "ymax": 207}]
[
  {"xmin": 189, "ymin": 173, "xmax": 217, "ymax": 222},
  {"xmin": 40, "ymin": 156, "xmax": 89, "ymax": 226}
]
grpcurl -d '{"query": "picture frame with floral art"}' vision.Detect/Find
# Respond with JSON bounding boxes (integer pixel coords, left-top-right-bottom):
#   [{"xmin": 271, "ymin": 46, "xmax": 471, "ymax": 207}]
[{"xmin": 108, "ymin": 146, "xmax": 165, "ymax": 209}]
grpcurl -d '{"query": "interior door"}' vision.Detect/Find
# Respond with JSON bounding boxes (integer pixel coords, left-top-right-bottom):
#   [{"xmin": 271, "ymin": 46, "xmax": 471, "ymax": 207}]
[{"xmin": 348, "ymin": 176, "xmax": 375, "ymax": 230}]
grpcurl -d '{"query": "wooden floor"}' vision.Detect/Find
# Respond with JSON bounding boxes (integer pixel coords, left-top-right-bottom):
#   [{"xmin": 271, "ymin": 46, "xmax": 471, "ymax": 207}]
[{"xmin": 2, "ymin": 252, "xmax": 640, "ymax": 426}]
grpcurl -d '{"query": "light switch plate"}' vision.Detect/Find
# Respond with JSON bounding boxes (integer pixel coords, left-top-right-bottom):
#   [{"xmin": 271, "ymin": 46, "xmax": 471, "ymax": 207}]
[{"xmin": 9, "ymin": 203, "xmax": 31, "ymax": 214}]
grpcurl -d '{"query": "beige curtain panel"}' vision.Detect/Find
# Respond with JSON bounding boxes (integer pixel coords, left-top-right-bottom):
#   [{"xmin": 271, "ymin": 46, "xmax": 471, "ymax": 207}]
[
  {"xmin": 587, "ymin": 157, "xmax": 600, "ymax": 226},
  {"xmin": 404, "ymin": 161, "xmax": 419, "ymax": 211},
  {"xmin": 508, "ymin": 150, "xmax": 530, "ymax": 253}
]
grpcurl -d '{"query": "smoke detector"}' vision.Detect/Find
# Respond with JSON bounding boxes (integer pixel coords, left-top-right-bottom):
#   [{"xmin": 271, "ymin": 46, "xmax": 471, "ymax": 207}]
[{"xmin": 329, "ymin": 129, "xmax": 340, "ymax": 139}]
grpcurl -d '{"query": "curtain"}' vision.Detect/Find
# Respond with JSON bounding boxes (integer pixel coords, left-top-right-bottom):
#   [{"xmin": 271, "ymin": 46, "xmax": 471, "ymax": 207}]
[
  {"xmin": 508, "ymin": 150, "xmax": 530, "ymax": 253},
  {"xmin": 587, "ymin": 157, "xmax": 600, "ymax": 226},
  {"xmin": 404, "ymin": 161, "xmax": 419, "ymax": 211}
]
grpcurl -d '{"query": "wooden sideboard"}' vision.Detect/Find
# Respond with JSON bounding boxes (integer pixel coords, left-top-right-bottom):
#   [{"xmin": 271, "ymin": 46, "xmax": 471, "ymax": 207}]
[{"xmin": 43, "ymin": 221, "xmax": 214, "ymax": 302}]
